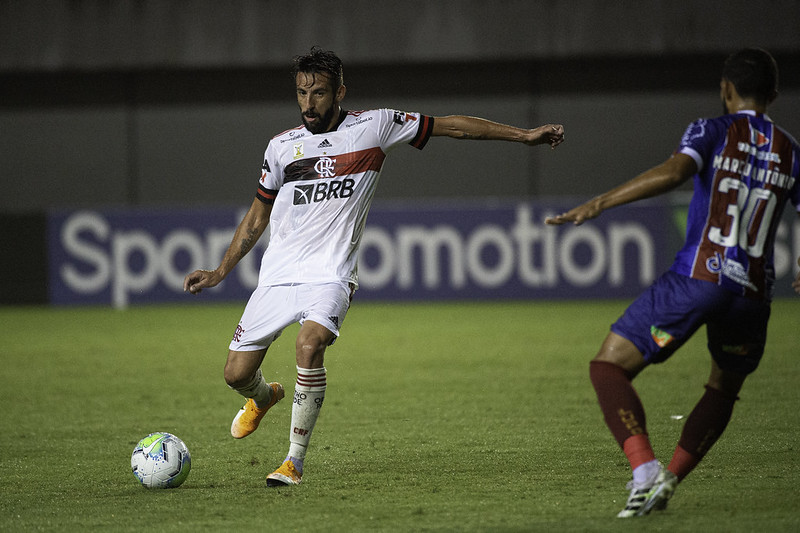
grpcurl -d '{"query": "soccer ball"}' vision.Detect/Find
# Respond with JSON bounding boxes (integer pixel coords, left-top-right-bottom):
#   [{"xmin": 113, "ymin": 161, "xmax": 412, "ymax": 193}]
[{"xmin": 131, "ymin": 432, "xmax": 192, "ymax": 488}]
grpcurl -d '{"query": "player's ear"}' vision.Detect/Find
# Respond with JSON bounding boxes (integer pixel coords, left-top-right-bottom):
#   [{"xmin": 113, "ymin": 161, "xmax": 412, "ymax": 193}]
[
  {"xmin": 336, "ymin": 84, "xmax": 347, "ymax": 103},
  {"xmin": 720, "ymin": 78, "xmax": 737, "ymax": 106}
]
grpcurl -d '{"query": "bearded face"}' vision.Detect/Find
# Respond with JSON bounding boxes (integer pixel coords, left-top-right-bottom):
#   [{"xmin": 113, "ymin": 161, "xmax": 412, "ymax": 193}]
[{"xmin": 296, "ymin": 71, "xmax": 343, "ymax": 134}]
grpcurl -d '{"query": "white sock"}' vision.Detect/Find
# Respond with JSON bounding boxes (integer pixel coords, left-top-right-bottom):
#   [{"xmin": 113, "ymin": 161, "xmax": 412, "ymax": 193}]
[
  {"xmin": 230, "ymin": 368, "xmax": 273, "ymax": 408},
  {"xmin": 287, "ymin": 366, "xmax": 326, "ymax": 470},
  {"xmin": 632, "ymin": 459, "xmax": 661, "ymax": 487}
]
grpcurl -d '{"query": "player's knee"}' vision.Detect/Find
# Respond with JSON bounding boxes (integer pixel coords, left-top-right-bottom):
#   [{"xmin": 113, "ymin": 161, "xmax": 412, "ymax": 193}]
[
  {"xmin": 223, "ymin": 361, "xmax": 252, "ymax": 389},
  {"xmin": 296, "ymin": 340, "xmax": 324, "ymax": 357},
  {"xmin": 295, "ymin": 339, "xmax": 326, "ymax": 368},
  {"xmin": 706, "ymin": 368, "xmax": 747, "ymax": 397}
]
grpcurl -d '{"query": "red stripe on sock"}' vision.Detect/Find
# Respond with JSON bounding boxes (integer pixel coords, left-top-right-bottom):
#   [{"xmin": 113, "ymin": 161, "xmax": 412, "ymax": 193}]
[
  {"xmin": 667, "ymin": 445, "xmax": 699, "ymax": 482},
  {"xmin": 297, "ymin": 370, "xmax": 326, "ymax": 389},
  {"xmin": 297, "ymin": 378, "xmax": 326, "ymax": 388},
  {"xmin": 623, "ymin": 434, "xmax": 657, "ymax": 471}
]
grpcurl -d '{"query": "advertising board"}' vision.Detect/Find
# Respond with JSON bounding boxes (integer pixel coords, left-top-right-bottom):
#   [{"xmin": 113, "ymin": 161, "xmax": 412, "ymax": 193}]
[{"xmin": 47, "ymin": 201, "xmax": 800, "ymax": 307}]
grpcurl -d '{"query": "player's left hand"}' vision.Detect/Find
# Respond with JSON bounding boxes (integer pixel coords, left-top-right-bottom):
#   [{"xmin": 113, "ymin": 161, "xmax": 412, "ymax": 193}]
[
  {"xmin": 526, "ymin": 124, "xmax": 564, "ymax": 149},
  {"xmin": 792, "ymin": 256, "xmax": 800, "ymax": 295}
]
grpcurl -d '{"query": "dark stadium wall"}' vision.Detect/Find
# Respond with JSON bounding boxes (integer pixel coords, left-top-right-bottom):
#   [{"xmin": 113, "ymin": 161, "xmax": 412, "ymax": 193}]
[
  {"xmin": 2, "ymin": 60, "xmax": 799, "ymax": 213},
  {"xmin": 1, "ymin": 1, "xmax": 799, "ymax": 213},
  {"xmin": 0, "ymin": 214, "xmax": 47, "ymax": 304}
]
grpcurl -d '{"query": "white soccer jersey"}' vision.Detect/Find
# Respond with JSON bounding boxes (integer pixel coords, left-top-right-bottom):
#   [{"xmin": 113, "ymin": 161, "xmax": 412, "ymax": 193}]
[{"xmin": 255, "ymin": 108, "xmax": 433, "ymax": 288}]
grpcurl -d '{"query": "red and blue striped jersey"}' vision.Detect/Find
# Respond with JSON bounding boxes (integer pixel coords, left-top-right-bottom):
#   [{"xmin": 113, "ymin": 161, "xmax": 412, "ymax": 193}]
[{"xmin": 671, "ymin": 111, "xmax": 800, "ymax": 300}]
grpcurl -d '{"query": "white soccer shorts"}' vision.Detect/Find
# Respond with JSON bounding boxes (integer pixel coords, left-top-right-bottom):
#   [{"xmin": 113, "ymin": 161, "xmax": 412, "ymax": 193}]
[{"xmin": 229, "ymin": 282, "xmax": 352, "ymax": 352}]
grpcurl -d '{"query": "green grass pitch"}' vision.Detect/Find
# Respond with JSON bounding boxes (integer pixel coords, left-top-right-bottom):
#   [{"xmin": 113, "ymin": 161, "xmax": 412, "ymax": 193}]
[{"xmin": 1, "ymin": 299, "xmax": 798, "ymax": 532}]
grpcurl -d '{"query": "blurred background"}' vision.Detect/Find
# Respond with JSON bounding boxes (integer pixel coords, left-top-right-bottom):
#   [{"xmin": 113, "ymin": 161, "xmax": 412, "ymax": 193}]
[{"xmin": 2, "ymin": 0, "xmax": 799, "ymax": 304}]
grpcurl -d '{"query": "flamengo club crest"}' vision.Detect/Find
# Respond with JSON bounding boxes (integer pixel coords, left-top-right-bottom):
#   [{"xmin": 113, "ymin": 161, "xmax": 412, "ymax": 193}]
[{"xmin": 314, "ymin": 156, "xmax": 337, "ymax": 178}]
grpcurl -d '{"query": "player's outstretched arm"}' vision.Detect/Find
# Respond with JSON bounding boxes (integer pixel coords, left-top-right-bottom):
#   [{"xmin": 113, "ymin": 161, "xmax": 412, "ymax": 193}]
[
  {"xmin": 793, "ymin": 256, "xmax": 800, "ymax": 295},
  {"xmin": 183, "ymin": 198, "xmax": 272, "ymax": 295},
  {"xmin": 545, "ymin": 153, "xmax": 697, "ymax": 226},
  {"xmin": 431, "ymin": 115, "xmax": 564, "ymax": 149}
]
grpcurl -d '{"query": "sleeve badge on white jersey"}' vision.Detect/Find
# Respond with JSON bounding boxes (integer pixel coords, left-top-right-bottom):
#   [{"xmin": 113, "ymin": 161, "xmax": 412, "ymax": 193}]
[{"xmin": 393, "ymin": 111, "xmax": 417, "ymax": 125}]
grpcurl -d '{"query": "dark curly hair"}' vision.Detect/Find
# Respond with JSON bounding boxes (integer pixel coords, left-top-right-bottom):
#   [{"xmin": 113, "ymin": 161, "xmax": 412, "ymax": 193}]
[
  {"xmin": 722, "ymin": 48, "xmax": 778, "ymax": 104},
  {"xmin": 291, "ymin": 46, "xmax": 344, "ymax": 90}
]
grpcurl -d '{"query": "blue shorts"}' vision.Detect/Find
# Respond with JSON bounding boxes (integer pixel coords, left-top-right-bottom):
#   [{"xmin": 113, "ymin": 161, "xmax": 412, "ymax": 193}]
[{"xmin": 611, "ymin": 270, "xmax": 771, "ymax": 374}]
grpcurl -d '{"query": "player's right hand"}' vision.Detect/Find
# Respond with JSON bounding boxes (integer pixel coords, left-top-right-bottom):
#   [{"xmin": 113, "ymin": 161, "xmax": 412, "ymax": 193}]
[
  {"xmin": 544, "ymin": 199, "xmax": 603, "ymax": 226},
  {"xmin": 183, "ymin": 269, "xmax": 222, "ymax": 295}
]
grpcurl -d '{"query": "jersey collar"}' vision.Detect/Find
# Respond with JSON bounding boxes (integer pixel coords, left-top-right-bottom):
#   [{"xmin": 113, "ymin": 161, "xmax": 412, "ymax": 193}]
[
  {"xmin": 328, "ymin": 107, "xmax": 348, "ymax": 132},
  {"xmin": 737, "ymin": 109, "xmax": 773, "ymax": 122}
]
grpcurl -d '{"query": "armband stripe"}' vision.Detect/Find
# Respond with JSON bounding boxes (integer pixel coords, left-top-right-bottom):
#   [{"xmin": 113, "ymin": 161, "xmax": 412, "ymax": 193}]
[
  {"xmin": 410, "ymin": 115, "xmax": 434, "ymax": 150},
  {"xmin": 256, "ymin": 185, "xmax": 278, "ymax": 204}
]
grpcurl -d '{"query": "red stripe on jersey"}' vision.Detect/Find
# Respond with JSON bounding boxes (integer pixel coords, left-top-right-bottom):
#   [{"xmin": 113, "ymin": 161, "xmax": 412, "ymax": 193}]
[
  {"xmin": 335, "ymin": 146, "xmax": 386, "ymax": 175},
  {"xmin": 283, "ymin": 147, "xmax": 386, "ymax": 183}
]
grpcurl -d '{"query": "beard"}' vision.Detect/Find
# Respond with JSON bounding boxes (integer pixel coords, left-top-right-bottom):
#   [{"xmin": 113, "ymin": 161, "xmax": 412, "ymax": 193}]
[{"xmin": 302, "ymin": 105, "xmax": 337, "ymax": 134}]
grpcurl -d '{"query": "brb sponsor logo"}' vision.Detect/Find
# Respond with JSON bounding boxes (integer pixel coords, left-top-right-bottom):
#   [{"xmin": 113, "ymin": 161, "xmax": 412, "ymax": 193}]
[
  {"xmin": 293, "ymin": 157, "xmax": 355, "ymax": 205},
  {"xmin": 293, "ymin": 177, "xmax": 355, "ymax": 205}
]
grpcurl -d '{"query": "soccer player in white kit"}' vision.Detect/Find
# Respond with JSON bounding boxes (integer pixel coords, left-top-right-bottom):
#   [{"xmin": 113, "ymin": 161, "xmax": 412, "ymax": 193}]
[{"xmin": 184, "ymin": 47, "xmax": 565, "ymax": 486}]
